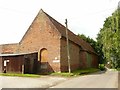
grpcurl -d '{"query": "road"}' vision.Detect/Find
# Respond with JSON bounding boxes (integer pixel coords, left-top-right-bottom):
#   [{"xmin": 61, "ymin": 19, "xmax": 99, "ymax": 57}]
[
  {"xmin": 0, "ymin": 71, "xmax": 119, "ymax": 89},
  {"xmin": 51, "ymin": 71, "xmax": 118, "ymax": 88},
  {"xmin": 0, "ymin": 76, "xmax": 67, "ymax": 89}
]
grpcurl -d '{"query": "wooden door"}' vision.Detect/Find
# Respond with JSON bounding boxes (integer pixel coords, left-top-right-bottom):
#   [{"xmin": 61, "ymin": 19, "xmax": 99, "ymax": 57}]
[
  {"xmin": 41, "ymin": 49, "xmax": 48, "ymax": 62},
  {"xmin": 40, "ymin": 49, "xmax": 48, "ymax": 72},
  {"xmin": 24, "ymin": 58, "xmax": 30, "ymax": 74}
]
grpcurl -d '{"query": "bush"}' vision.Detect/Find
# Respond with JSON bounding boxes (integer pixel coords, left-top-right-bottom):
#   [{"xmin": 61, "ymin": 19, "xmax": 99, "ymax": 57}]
[
  {"xmin": 117, "ymin": 68, "xmax": 120, "ymax": 71},
  {"xmin": 99, "ymin": 64, "xmax": 105, "ymax": 71}
]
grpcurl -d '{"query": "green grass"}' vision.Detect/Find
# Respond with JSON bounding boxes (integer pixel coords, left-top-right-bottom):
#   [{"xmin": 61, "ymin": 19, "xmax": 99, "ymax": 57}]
[
  {"xmin": 0, "ymin": 68, "xmax": 100, "ymax": 77},
  {"xmin": 51, "ymin": 68, "xmax": 100, "ymax": 77},
  {"xmin": 50, "ymin": 72, "xmax": 74, "ymax": 77},
  {"xmin": 73, "ymin": 68, "xmax": 100, "ymax": 75},
  {"xmin": 0, "ymin": 73, "xmax": 41, "ymax": 78}
]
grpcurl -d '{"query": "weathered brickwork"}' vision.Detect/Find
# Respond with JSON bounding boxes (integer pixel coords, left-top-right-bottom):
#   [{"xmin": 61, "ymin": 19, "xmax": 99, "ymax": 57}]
[
  {"xmin": 0, "ymin": 43, "xmax": 19, "ymax": 54},
  {"xmin": 60, "ymin": 37, "xmax": 81, "ymax": 71},
  {"xmin": 91, "ymin": 54, "xmax": 98, "ymax": 68},
  {"xmin": 19, "ymin": 10, "xmax": 61, "ymax": 72}
]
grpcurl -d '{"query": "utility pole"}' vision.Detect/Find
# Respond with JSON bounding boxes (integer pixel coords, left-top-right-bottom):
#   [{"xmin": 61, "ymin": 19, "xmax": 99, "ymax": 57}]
[
  {"xmin": 118, "ymin": 1, "xmax": 120, "ymax": 9},
  {"xmin": 65, "ymin": 19, "xmax": 71, "ymax": 74}
]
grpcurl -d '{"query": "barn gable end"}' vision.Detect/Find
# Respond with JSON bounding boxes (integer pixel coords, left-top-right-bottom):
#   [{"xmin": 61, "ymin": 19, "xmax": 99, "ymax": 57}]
[{"xmin": 19, "ymin": 9, "xmax": 61, "ymax": 53}]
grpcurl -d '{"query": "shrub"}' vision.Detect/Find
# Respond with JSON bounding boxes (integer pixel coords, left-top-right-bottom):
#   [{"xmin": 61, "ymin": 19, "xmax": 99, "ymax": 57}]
[
  {"xmin": 117, "ymin": 68, "xmax": 120, "ymax": 71},
  {"xmin": 99, "ymin": 64, "xmax": 105, "ymax": 71}
]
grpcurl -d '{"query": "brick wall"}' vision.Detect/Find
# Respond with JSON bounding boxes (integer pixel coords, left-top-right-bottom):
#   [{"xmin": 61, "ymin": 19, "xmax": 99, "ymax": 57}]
[
  {"xmin": 60, "ymin": 36, "xmax": 98, "ymax": 72},
  {"xmin": 79, "ymin": 51, "xmax": 88, "ymax": 68},
  {"xmin": 0, "ymin": 43, "xmax": 19, "ymax": 54},
  {"xmin": 19, "ymin": 12, "xmax": 61, "ymax": 72},
  {"xmin": 91, "ymin": 54, "xmax": 98, "ymax": 68},
  {"xmin": 60, "ymin": 37, "xmax": 81, "ymax": 71}
]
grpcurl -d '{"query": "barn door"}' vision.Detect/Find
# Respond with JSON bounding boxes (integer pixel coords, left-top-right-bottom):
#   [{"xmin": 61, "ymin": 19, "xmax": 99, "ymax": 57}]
[
  {"xmin": 40, "ymin": 48, "xmax": 48, "ymax": 73},
  {"xmin": 24, "ymin": 58, "xmax": 30, "ymax": 74},
  {"xmin": 41, "ymin": 49, "xmax": 48, "ymax": 62}
]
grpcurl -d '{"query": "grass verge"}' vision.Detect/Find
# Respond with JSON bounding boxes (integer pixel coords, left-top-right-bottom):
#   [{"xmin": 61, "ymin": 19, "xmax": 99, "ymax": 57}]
[
  {"xmin": 0, "ymin": 68, "xmax": 100, "ymax": 77},
  {"xmin": 50, "ymin": 68, "xmax": 100, "ymax": 77},
  {"xmin": 0, "ymin": 73, "xmax": 41, "ymax": 78}
]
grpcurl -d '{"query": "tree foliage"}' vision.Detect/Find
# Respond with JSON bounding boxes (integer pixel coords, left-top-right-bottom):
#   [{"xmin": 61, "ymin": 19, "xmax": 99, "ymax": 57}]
[{"xmin": 97, "ymin": 8, "xmax": 120, "ymax": 68}]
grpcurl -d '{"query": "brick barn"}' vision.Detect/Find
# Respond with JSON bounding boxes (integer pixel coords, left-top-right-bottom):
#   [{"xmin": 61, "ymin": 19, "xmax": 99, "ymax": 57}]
[{"xmin": 0, "ymin": 9, "xmax": 98, "ymax": 74}]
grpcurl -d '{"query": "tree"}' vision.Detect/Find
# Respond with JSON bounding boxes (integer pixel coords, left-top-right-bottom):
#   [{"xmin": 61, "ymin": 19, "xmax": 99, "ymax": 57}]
[{"xmin": 97, "ymin": 7, "xmax": 120, "ymax": 68}]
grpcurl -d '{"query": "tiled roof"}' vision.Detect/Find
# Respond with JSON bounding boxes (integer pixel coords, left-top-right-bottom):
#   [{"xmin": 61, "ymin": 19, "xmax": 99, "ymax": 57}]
[{"xmin": 42, "ymin": 10, "xmax": 96, "ymax": 54}]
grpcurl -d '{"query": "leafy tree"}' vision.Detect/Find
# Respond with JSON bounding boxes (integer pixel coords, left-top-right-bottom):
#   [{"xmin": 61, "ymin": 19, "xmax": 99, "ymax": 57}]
[{"xmin": 97, "ymin": 8, "xmax": 120, "ymax": 68}]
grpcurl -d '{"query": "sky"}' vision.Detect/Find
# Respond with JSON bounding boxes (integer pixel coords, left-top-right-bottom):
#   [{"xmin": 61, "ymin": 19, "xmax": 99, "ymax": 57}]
[{"xmin": 0, "ymin": 0, "xmax": 119, "ymax": 44}]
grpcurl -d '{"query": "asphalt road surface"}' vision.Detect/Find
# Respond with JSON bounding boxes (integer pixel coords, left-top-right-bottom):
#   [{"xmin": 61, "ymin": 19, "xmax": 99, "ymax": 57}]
[
  {"xmin": 0, "ymin": 71, "xmax": 119, "ymax": 89},
  {"xmin": 0, "ymin": 76, "xmax": 67, "ymax": 89},
  {"xmin": 51, "ymin": 71, "xmax": 118, "ymax": 88}
]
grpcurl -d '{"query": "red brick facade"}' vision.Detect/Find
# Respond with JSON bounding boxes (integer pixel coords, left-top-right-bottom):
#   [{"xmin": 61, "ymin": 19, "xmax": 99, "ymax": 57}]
[
  {"xmin": 0, "ymin": 43, "xmax": 19, "ymax": 54},
  {"xmin": 0, "ymin": 9, "xmax": 98, "ymax": 74}
]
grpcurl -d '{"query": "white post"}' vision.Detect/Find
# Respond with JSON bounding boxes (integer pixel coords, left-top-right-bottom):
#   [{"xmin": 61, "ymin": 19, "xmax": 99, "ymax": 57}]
[{"xmin": 22, "ymin": 64, "xmax": 24, "ymax": 74}]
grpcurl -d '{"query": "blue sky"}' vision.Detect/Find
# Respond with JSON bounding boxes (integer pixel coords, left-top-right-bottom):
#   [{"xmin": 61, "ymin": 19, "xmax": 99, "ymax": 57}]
[{"xmin": 0, "ymin": 0, "xmax": 119, "ymax": 44}]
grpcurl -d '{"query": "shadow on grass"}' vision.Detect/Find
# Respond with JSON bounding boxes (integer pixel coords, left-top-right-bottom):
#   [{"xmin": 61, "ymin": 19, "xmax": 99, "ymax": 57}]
[
  {"xmin": 49, "ymin": 68, "xmax": 101, "ymax": 77},
  {"xmin": 89, "ymin": 70, "xmax": 107, "ymax": 75}
]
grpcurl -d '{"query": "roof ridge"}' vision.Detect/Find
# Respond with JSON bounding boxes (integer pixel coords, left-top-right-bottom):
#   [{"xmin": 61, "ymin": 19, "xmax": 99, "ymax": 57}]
[
  {"xmin": 42, "ymin": 10, "xmax": 66, "ymax": 30},
  {"xmin": 41, "ymin": 9, "xmax": 65, "ymax": 37},
  {"xmin": 43, "ymin": 10, "xmax": 78, "ymax": 38}
]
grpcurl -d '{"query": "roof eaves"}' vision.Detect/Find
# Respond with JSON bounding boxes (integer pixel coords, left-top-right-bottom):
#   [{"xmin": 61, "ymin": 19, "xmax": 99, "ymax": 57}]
[{"xmin": 0, "ymin": 52, "xmax": 38, "ymax": 57}]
